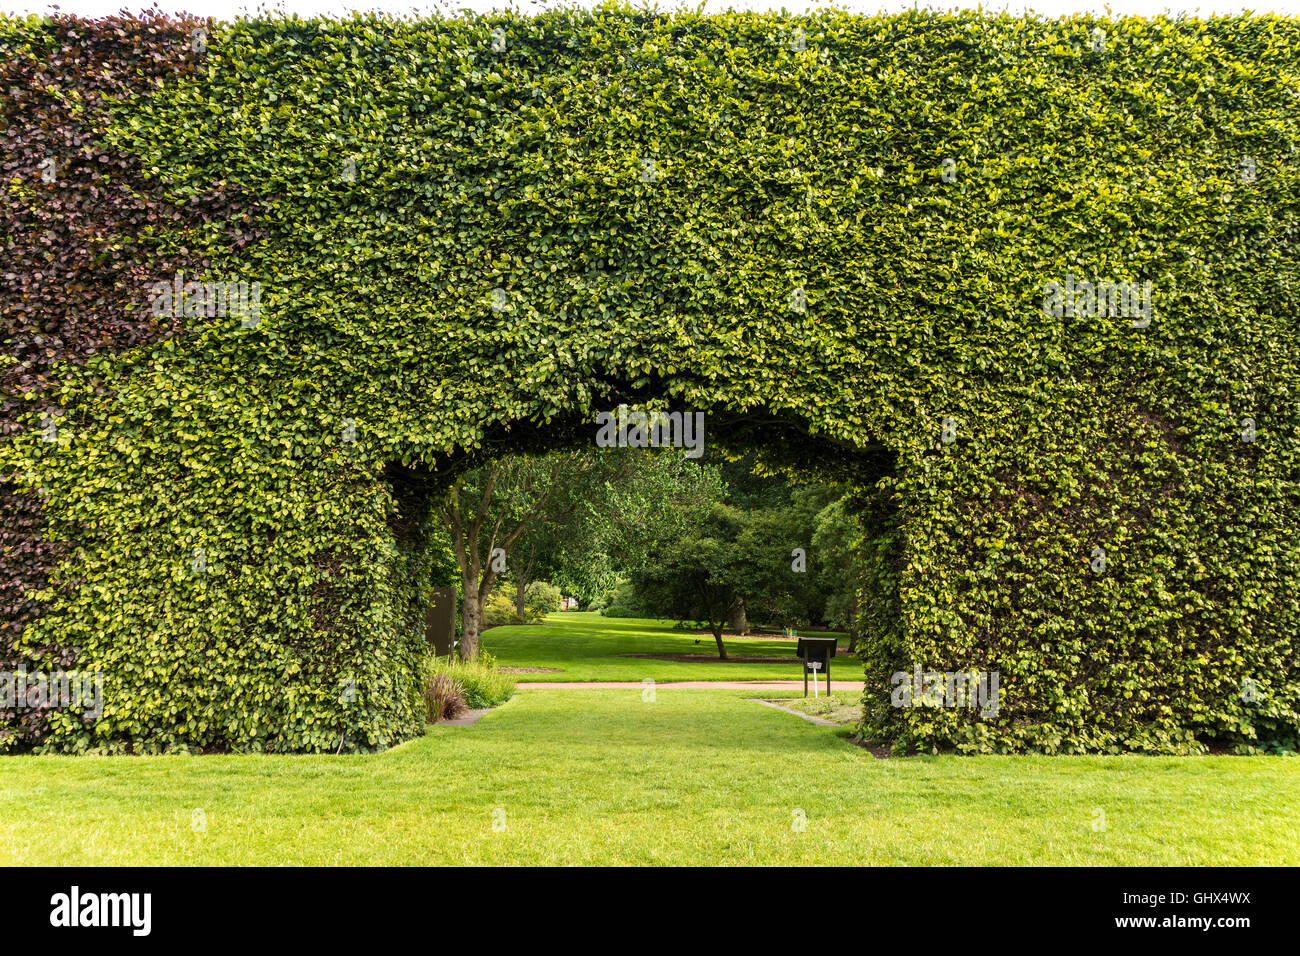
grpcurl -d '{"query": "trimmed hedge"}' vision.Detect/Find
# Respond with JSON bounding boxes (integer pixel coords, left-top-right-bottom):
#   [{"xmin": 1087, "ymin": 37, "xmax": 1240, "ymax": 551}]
[{"xmin": 2, "ymin": 10, "xmax": 1297, "ymax": 753}]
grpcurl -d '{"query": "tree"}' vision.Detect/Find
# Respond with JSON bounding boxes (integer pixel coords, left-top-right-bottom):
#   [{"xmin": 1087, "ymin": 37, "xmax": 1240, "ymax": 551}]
[
  {"xmin": 632, "ymin": 502, "xmax": 749, "ymax": 659},
  {"xmin": 812, "ymin": 491, "xmax": 864, "ymax": 652},
  {"xmin": 503, "ymin": 446, "xmax": 724, "ymax": 608},
  {"xmin": 438, "ymin": 446, "xmax": 722, "ymax": 658},
  {"xmin": 730, "ymin": 482, "xmax": 838, "ymax": 629},
  {"xmin": 627, "ymin": 465, "xmax": 851, "ymax": 655},
  {"xmin": 439, "ymin": 454, "xmax": 573, "ymax": 660}
]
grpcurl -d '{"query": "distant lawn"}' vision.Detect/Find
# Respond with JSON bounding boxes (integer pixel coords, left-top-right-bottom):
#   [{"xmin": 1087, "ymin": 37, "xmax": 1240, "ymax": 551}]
[
  {"xmin": 3, "ymin": 689, "xmax": 1296, "ymax": 865},
  {"xmin": 484, "ymin": 611, "xmax": 853, "ymax": 682}
]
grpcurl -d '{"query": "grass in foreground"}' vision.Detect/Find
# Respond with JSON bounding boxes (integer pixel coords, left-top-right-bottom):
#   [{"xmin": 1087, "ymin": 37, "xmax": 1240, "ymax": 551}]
[
  {"xmin": 484, "ymin": 611, "xmax": 851, "ymax": 682},
  {"xmin": 2, "ymin": 689, "xmax": 1296, "ymax": 865}
]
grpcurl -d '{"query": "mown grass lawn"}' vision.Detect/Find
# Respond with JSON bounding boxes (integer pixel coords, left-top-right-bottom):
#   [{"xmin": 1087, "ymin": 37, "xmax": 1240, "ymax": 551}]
[
  {"xmin": 3, "ymin": 689, "xmax": 1296, "ymax": 865},
  {"xmin": 484, "ymin": 611, "xmax": 850, "ymax": 682}
]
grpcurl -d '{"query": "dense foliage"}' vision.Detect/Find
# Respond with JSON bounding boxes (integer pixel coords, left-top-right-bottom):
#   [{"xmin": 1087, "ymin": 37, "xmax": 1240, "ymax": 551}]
[
  {"xmin": 2, "ymin": 10, "xmax": 1297, "ymax": 753},
  {"xmin": 523, "ymin": 580, "xmax": 563, "ymax": 615},
  {"xmin": 438, "ymin": 445, "xmax": 718, "ymax": 655},
  {"xmin": 625, "ymin": 474, "xmax": 854, "ymax": 655}
]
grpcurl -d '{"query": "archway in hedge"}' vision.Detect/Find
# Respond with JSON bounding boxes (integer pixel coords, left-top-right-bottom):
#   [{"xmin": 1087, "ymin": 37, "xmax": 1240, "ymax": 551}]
[
  {"xmin": 2, "ymin": 11, "xmax": 1297, "ymax": 755},
  {"xmin": 387, "ymin": 397, "xmax": 900, "ymax": 664}
]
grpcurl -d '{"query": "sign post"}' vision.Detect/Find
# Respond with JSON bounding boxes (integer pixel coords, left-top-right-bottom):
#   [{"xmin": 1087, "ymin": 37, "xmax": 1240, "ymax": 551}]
[{"xmin": 795, "ymin": 636, "xmax": 838, "ymax": 699}]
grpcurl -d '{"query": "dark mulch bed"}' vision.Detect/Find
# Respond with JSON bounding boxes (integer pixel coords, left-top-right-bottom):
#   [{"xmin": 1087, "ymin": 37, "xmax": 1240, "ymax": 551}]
[
  {"xmin": 849, "ymin": 738, "xmax": 892, "ymax": 759},
  {"xmin": 674, "ymin": 631, "xmax": 858, "ymax": 655},
  {"xmin": 683, "ymin": 626, "xmax": 844, "ymax": 641},
  {"xmin": 621, "ymin": 650, "xmax": 854, "ymax": 663}
]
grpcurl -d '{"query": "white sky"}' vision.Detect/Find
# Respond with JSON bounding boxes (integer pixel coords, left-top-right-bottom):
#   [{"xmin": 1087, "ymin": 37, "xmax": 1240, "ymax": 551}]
[{"xmin": 5, "ymin": 1, "xmax": 1300, "ymax": 22}]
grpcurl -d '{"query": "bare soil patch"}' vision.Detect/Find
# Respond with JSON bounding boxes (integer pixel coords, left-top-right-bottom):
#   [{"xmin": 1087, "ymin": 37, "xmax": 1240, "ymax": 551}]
[
  {"xmin": 682, "ymin": 627, "xmax": 845, "ymax": 642},
  {"xmin": 849, "ymin": 738, "xmax": 892, "ymax": 758},
  {"xmin": 621, "ymin": 651, "xmax": 853, "ymax": 663}
]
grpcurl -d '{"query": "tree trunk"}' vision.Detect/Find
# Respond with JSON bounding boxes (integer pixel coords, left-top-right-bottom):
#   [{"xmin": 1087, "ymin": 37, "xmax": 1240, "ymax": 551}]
[
  {"xmin": 727, "ymin": 597, "xmax": 748, "ymax": 635},
  {"xmin": 460, "ymin": 582, "xmax": 483, "ymax": 661},
  {"xmin": 711, "ymin": 623, "xmax": 728, "ymax": 660}
]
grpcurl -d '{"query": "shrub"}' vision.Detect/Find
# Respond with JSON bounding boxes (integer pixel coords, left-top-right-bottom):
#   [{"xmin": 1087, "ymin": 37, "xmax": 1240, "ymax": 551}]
[
  {"xmin": 6, "ymin": 11, "xmax": 1298, "ymax": 755},
  {"xmin": 424, "ymin": 673, "xmax": 468, "ymax": 723},
  {"xmin": 524, "ymin": 580, "xmax": 563, "ymax": 615},
  {"xmin": 480, "ymin": 580, "xmax": 558, "ymax": 626},
  {"xmin": 600, "ymin": 580, "xmax": 647, "ymax": 618},
  {"xmin": 581, "ymin": 577, "xmax": 624, "ymax": 612},
  {"xmin": 481, "ymin": 592, "xmax": 519, "ymax": 627},
  {"xmin": 482, "ymin": 590, "xmax": 550, "ymax": 625},
  {"xmin": 600, "ymin": 605, "xmax": 641, "ymax": 618},
  {"xmin": 429, "ymin": 657, "xmax": 516, "ymax": 710}
]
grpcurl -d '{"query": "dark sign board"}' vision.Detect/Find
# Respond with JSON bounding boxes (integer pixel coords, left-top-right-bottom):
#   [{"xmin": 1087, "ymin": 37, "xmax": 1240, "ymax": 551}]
[
  {"xmin": 795, "ymin": 636, "xmax": 839, "ymax": 697},
  {"xmin": 426, "ymin": 587, "xmax": 457, "ymax": 657}
]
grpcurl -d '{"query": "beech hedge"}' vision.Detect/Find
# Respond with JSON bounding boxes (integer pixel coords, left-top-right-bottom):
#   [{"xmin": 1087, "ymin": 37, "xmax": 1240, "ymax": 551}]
[{"xmin": 1, "ymin": 10, "xmax": 1297, "ymax": 753}]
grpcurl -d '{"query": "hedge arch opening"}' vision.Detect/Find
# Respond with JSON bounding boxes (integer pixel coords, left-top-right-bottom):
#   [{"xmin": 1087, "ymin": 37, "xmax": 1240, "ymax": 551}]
[
  {"xmin": 2, "ymin": 11, "xmax": 1297, "ymax": 755},
  {"xmin": 382, "ymin": 394, "xmax": 901, "ymax": 658}
]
